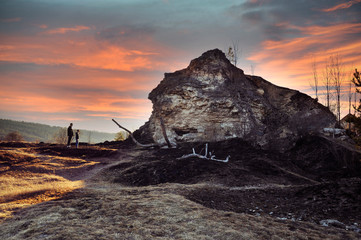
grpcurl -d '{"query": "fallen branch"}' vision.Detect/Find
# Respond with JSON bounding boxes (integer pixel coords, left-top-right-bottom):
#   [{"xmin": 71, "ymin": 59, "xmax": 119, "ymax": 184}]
[
  {"xmin": 112, "ymin": 119, "xmax": 160, "ymax": 148},
  {"xmin": 177, "ymin": 143, "xmax": 230, "ymax": 162},
  {"xmin": 160, "ymin": 117, "xmax": 172, "ymax": 148}
]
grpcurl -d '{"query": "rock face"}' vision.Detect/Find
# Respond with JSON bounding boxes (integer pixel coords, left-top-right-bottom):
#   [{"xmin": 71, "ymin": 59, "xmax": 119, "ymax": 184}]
[{"xmin": 141, "ymin": 49, "xmax": 336, "ymax": 151}]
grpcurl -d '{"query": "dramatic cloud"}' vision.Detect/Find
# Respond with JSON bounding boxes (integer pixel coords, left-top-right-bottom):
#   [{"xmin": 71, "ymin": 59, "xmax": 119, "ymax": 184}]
[
  {"xmin": 321, "ymin": 0, "xmax": 361, "ymax": 12},
  {"xmin": 0, "ymin": 0, "xmax": 360, "ymax": 132},
  {"xmin": 249, "ymin": 21, "xmax": 361, "ymax": 84},
  {"xmin": 0, "ymin": 33, "xmax": 162, "ymax": 71}
]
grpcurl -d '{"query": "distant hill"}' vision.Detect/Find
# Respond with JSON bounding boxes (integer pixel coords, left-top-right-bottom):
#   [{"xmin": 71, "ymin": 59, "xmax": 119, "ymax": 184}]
[{"xmin": 0, "ymin": 119, "xmax": 116, "ymax": 143}]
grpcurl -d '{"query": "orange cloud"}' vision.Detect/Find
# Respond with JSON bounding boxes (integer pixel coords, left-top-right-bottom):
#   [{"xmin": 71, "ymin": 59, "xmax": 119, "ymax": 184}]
[
  {"xmin": 273, "ymin": 23, "xmax": 361, "ymax": 37},
  {"xmin": 45, "ymin": 25, "xmax": 91, "ymax": 34},
  {"xmin": 321, "ymin": 0, "xmax": 361, "ymax": 12},
  {"xmin": 249, "ymin": 22, "xmax": 361, "ymax": 88},
  {"xmin": 0, "ymin": 64, "xmax": 156, "ymax": 124},
  {"xmin": 0, "ymin": 86, "xmax": 152, "ymax": 121},
  {"xmin": 0, "ymin": 95, "xmax": 76, "ymax": 113},
  {"xmin": 0, "ymin": 33, "xmax": 162, "ymax": 71}
]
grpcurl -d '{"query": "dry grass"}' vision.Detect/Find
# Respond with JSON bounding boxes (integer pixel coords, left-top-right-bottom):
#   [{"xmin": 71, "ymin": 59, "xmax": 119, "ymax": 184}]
[
  {"xmin": 0, "ymin": 183, "xmax": 358, "ymax": 240},
  {"xmin": 0, "ymin": 148, "xmax": 90, "ymax": 220},
  {"xmin": 0, "ymin": 171, "xmax": 84, "ymax": 220},
  {"xmin": 0, "ymin": 173, "xmax": 83, "ymax": 199},
  {"xmin": 0, "ymin": 146, "xmax": 359, "ymax": 239}
]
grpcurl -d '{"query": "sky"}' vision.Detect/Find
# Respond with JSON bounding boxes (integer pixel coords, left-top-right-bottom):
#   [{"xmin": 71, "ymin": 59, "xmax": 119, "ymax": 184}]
[{"xmin": 1, "ymin": 0, "xmax": 361, "ymax": 133}]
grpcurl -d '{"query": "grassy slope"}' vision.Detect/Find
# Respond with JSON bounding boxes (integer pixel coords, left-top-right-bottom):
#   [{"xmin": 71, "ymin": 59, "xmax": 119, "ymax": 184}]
[
  {"xmin": 2, "ymin": 184, "xmax": 357, "ymax": 240},
  {"xmin": 0, "ymin": 143, "xmax": 359, "ymax": 240}
]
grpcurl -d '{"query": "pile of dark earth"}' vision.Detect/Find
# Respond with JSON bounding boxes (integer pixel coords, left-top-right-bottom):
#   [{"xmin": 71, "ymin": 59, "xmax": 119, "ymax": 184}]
[{"xmin": 101, "ymin": 135, "xmax": 361, "ymax": 232}]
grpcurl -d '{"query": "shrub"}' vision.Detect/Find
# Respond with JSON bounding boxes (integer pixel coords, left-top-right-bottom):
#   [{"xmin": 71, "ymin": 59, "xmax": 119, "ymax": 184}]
[{"xmin": 4, "ymin": 131, "xmax": 24, "ymax": 142}]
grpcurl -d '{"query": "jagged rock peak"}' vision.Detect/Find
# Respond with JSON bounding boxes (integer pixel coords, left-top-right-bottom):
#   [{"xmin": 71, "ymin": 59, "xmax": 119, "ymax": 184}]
[
  {"xmin": 188, "ymin": 49, "xmax": 238, "ymax": 71},
  {"xmin": 141, "ymin": 49, "xmax": 336, "ymax": 151},
  {"xmin": 149, "ymin": 48, "xmax": 244, "ymax": 101}
]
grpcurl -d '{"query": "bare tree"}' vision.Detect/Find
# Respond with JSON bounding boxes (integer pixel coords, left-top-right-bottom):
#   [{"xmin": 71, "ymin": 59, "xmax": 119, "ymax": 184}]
[
  {"xmin": 329, "ymin": 55, "xmax": 345, "ymax": 124},
  {"xmin": 226, "ymin": 47, "xmax": 235, "ymax": 65},
  {"xmin": 353, "ymin": 90, "xmax": 357, "ymax": 115},
  {"xmin": 4, "ymin": 131, "xmax": 23, "ymax": 142},
  {"xmin": 250, "ymin": 65, "xmax": 255, "ymax": 75},
  {"xmin": 352, "ymin": 68, "xmax": 361, "ymax": 114},
  {"xmin": 355, "ymin": 86, "xmax": 358, "ymax": 115},
  {"xmin": 346, "ymin": 79, "xmax": 354, "ymax": 130},
  {"xmin": 226, "ymin": 40, "xmax": 241, "ymax": 67},
  {"xmin": 53, "ymin": 128, "xmax": 67, "ymax": 144},
  {"xmin": 88, "ymin": 132, "xmax": 92, "ymax": 144},
  {"xmin": 310, "ymin": 58, "xmax": 319, "ymax": 100},
  {"xmin": 323, "ymin": 61, "xmax": 332, "ymax": 109},
  {"xmin": 348, "ymin": 80, "xmax": 353, "ymax": 115},
  {"xmin": 114, "ymin": 131, "xmax": 129, "ymax": 141}
]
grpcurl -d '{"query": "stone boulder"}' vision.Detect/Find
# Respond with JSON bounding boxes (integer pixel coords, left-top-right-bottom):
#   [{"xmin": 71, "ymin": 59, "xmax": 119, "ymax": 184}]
[{"xmin": 140, "ymin": 49, "xmax": 336, "ymax": 151}]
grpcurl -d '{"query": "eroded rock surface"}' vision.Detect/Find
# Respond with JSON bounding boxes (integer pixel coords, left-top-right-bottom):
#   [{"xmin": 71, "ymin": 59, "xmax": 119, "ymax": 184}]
[{"xmin": 141, "ymin": 49, "xmax": 336, "ymax": 151}]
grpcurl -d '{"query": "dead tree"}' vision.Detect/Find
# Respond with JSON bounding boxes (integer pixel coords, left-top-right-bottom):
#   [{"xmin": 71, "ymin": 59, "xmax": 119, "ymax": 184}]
[
  {"xmin": 323, "ymin": 62, "xmax": 331, "ymax": 109},
  {"xmin": 160, "ymin": 117, "xmax": 172, "ymax": 148},
  {"xmin": 112, "ymin": 118, "xmax": 173, "ymax": 148},
  {"xmin": 329, "ymin": 55, "xmax": 345, "ymax": 124},
  {"xmin": 310, "ymin": 58, "xmax": 319, "ymax": 100},
  {"xmin": 352, "ymin": 68, "xmax": 361, "ymax": 114},
  {"xmin": 177, "ymin": 143, "xmax": 230, "ymax": 163},
  {"xmin": 226, "ymin": 40, "xmax": 241, "ymax": 67}
]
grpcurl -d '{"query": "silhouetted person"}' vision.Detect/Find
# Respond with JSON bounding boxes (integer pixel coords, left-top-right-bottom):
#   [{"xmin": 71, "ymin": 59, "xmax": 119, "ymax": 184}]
[
  {"xmin": 75, "ymin": 130, "xmax": 80, "ymax": 148},
  {"xmin": 67, "ymin": 123, "xmax": 73, "ymax": 148}
]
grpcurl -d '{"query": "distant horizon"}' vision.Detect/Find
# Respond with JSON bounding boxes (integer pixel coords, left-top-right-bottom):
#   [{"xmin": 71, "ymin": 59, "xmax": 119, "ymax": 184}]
[
  {"xmin": 0, "ymin": 118, "xmax": 124, "ymax": 134},
  {"xmin": 1, "ymin": 0, "xmax": 360, "ymax": 131}
]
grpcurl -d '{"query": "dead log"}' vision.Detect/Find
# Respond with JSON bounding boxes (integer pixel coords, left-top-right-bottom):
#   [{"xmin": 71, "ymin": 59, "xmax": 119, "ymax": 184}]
[
  {"xmin": 112, "ymin": 118, "xmax": 173, "ymax": 148},
  {"xmin": 112, "ymin": 119, "xmax": 160, "ymax": 148},
  {"xmin": 177, "ymin": 143, "xmax": 230, "ymax": 162},
  {"xmin": 160, "ymin": 117, "xmax": 172, "ymax": 148}
]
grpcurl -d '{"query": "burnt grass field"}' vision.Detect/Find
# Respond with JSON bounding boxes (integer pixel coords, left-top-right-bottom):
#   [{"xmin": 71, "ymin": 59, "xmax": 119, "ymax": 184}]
[
  {"xmin": 0, "ymin": 135, "xmax": 361, "ymax": 239},
  {"xmin": 102, "ymin": 136, "xmax": 361, "ymax": 227}
]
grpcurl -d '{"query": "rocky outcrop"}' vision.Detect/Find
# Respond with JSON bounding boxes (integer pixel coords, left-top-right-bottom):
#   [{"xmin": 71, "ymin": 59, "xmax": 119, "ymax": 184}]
[{"xmin": 140, "ymin": 49, "xmax": 336, "ymax": 151}]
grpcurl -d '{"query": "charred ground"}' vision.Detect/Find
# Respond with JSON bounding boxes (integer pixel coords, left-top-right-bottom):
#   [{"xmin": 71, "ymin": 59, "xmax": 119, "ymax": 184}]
[
  {"xmin": 1, "ymin": 135, "xmax": 361, "ymax": 239},
  {"xmin": 97, "ymin": 135, "xmax": 361, "ymax": 229}
]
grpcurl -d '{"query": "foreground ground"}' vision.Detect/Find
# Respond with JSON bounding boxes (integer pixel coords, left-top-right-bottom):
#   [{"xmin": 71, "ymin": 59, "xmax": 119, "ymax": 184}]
[{"xmin": 0, "ymin": 138, "xmax": 360, "ymax": 239}]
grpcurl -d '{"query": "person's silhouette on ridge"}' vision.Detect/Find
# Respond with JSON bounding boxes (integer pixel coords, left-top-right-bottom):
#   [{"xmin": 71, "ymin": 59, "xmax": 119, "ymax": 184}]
[{"xmin": 67, "ymin": 123, "xmax": 73, "ymax": 148}]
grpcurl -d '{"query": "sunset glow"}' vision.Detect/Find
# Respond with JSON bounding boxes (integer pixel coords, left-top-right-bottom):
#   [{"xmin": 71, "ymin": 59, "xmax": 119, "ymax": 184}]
[{"xmin": 1, "ymin": 0, "xmax": 361, "ymax": 132}]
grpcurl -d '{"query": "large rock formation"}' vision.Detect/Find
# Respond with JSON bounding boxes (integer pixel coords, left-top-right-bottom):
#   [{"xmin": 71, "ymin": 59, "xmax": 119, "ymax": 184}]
[{"xmin": 140, "ymin": 49, "xmax": 336, "ymax": 151}]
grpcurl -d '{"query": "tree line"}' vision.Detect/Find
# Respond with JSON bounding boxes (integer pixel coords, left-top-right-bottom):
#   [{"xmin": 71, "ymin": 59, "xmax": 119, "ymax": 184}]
[
  {"xmin": 0, "ymin": 119, "xmax": 117, "ymax": 143},
  {"xmin": 309, "ymin": 54, "xmax": 361, "ymax": 131},
  {"xmin": 309, "ymin": 54, "xmax": 355, "ymax": 125}
]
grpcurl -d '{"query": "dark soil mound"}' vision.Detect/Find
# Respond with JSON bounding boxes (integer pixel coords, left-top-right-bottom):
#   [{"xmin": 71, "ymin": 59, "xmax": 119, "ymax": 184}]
[
  {"xmin": 106, "ymin": 136, "xmax": 361, "ymax": 187},
  {"xmin": 182, "ymin": 178, "xmax": 361, "ymax": 227},
  {"xmin": 100, "ymin": 135, "xmax": 361, "ymax": 231},
  {"xmin": 109, "ymin": 140, "xmax": 275, "ymax": 186},
  {"xmin": 103, "ymin": 140, "xmax": 294, "ymax": 186},
  {"xmin": 288, "ymin": 135, "xmax": 361, "ymax": 180}
]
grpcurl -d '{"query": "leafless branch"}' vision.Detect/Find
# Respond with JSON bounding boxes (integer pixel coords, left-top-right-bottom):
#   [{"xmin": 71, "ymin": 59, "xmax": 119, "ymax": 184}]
[
  {"xmin": 160, "ymin": 117, "xmax": 172, "ymax": 148},
  {"xmin": 177, "ymin": 143, "xmax": 230, "ymax": 163},
  {"xmin": 112, "ymin": 119, "xmax": 160, "ymax": 148}
]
